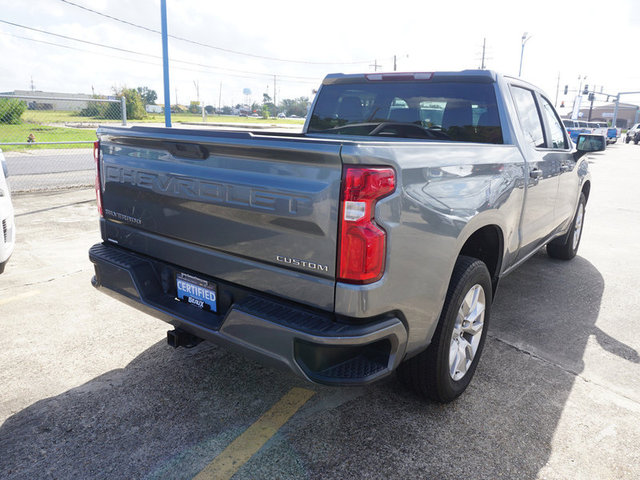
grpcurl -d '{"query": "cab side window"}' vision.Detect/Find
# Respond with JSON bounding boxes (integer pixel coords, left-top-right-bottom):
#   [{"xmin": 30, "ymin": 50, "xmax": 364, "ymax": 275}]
[
  {"xmin": 539, "ymin": 96, "xmax": 568, "ymax": 149},
  {"xmin": 511, "ymin": 86, "xmax": 545, "ymax": 148}
]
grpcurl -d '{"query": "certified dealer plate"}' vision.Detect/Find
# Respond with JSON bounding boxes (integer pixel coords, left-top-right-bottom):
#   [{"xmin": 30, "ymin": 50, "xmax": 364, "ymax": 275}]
[{"xmin": 176, "ymin": 272, "xmax": 217, "ymax": 312}]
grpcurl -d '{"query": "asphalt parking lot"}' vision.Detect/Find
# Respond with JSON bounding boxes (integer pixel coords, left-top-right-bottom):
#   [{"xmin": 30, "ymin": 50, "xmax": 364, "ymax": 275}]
[{"xmin": 1, "ymin": 142, "xmax": 639, "ymax": 480}]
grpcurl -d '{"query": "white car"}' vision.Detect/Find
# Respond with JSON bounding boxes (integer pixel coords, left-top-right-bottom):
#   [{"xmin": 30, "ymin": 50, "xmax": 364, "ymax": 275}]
[{"xmin": 0, "ymin": 149, "xmax": 15, "ymax": 274}]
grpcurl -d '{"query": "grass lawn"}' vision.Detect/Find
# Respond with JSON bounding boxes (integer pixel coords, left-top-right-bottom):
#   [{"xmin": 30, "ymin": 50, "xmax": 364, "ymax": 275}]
[
  {"xmin": 0, "ymin": 124, "xmax": 97, "ymax": 152},
  {"xmin": 20, "ymin": 109, "xmax": 305, "ymax": 125},
  {"xmin": 1, "ymin": 111, "xmax": 305, "ymax": 152}
]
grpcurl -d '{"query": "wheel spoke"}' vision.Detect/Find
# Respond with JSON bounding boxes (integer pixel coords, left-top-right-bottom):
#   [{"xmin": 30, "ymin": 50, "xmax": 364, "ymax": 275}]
[
  {"xmin": 456, "ymin": 338, "xmax": 471, "ymax": 376},
  {"xmin": 449, "ymin": 338, "xmax": 460, "ymax": 378}
]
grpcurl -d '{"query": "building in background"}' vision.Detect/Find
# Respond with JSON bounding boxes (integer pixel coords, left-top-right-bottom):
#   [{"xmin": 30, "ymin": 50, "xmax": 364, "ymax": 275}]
[{"xmin": 560, "ymin": 102, "xmax": 640, "ymax": 129}]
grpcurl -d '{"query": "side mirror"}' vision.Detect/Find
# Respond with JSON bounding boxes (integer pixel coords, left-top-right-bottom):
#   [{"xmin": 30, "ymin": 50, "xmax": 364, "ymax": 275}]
[{"xmin": 574, "ymin": 134, "xmax": 605, "ymax": 160}]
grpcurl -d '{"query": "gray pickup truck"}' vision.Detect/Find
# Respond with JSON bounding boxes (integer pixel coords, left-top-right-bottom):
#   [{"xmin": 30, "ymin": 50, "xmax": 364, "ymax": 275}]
[{"xmin": 89, "ymin": 70, "xmax": 604, "ymax": 402}]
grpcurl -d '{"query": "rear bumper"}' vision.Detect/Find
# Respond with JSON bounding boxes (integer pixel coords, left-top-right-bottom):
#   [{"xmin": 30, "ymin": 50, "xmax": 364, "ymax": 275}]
[{"xmin": 89, "ymin": 243, "xmax": 408, "ymax": 385}]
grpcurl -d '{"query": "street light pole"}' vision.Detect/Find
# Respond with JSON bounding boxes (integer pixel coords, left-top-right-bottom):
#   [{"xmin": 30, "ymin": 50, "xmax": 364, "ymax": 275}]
[
  {"xmin": 160, "ymin": 0, "xmax": 171, "ymax": 127},
  {"xmin": 518, "ymin": 32, "xmax": 531, "ymax": 77}
]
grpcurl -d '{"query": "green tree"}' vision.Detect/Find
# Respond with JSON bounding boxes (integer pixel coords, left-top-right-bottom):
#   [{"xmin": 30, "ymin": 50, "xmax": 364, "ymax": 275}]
[
  {"xmin": 279, "ymin": 97, "xmax": 309, "ymax": 117},
  {"xmin": 79, "ymin": 101, "xmax": 101, "ymax": 117},
  {"xmin": 118, "ymin": 87, "xmax": 146, "ymax": 120},
  {"xmin": 0, "ymin": 98, "xmax": 27, "ymax": 124},
  {"xmin": 188, "ymin": 101, "xmax": 201, "ymax": 114},
  {"xmin": 136, "ymin": 86, "xmax": 158, "ymax": 105}
]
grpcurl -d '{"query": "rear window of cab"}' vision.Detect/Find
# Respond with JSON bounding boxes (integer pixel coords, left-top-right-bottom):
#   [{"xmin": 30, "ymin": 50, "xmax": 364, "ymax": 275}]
[{"xmin": 308, "ymin": 81, "xmax": 503, "ymax": 144}]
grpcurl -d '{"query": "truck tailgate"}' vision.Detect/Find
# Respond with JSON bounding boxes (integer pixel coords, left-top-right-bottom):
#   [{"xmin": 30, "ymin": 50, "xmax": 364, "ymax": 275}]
[{"xmin": 97, "ymin": 127, "xmax": 342, "ymax": 310}]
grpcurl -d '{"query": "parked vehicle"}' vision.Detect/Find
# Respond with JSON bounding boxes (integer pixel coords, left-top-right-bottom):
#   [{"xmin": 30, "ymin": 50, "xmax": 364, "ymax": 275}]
[
  {"xmin": 606, "ymin": 127, "xmax": 619, "ymax": 144},
  {"xmin": 562, "ymin": 119, "xmax": 587, "ymax": 142},
  {"xmin": 625, "ymin": 123, "xmax": 640, "ymax": 143},
  {"xmin": 588, "ymin": 122, "xmax": 608, "ymax": 137},
  {"xmin": 0, "ymin": 149, "xmax": 15, "ymax": 274},
  {"xmin": 89, "ymin": 70, "xmax": 604, "ymax": 402}
]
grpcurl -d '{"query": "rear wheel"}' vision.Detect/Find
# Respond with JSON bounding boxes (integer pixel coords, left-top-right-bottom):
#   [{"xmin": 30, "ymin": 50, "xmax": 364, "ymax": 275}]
[
  {"xmin": 547, "ymin": 193, "xmax": 586, "ymax": 260},
  {"xmin": 398, "ymin": 256, "xmax": 492, "ymax": 402}
]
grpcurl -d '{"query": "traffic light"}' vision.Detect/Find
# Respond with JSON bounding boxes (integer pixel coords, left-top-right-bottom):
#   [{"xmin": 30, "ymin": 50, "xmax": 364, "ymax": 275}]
[
  {"xmin": 564, "ymin": 85, "xmax": 568, "ymax": 95},
  {"xmin": 583, "ymin": 84, "xmax": 589, "ymax": 94}
]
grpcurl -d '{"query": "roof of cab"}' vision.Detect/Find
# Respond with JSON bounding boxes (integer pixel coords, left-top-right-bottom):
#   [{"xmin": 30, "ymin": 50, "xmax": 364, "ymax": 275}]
[{"xmin": 322, "ymin": 70, "xmax": 498, "ymax": 85}]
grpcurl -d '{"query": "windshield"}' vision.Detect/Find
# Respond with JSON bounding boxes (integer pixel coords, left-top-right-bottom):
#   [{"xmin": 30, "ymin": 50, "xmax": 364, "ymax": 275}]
[{"xmin": 308, "ymin": 81, "xmax": 503, "ymax": 144}]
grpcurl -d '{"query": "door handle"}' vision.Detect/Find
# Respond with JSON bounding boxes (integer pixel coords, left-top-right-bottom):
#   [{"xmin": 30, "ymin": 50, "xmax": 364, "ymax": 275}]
[{"xmin": 529, "ymin": 168, "xmax": 543, "ymax": 179}]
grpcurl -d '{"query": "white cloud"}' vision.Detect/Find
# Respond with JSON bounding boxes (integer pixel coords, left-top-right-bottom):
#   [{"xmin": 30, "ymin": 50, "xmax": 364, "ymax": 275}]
[{"xmin": 1, "ymin": 0, "xmax": 639, "ymax": 106}]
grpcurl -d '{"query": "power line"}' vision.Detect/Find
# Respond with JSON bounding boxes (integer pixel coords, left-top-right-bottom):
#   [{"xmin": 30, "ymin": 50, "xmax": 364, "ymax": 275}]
[
  {"xmin": 0, "ymin": 20, "xmax": 319, "ymax": 82},
  {"xmin": 0, "ymin": 32, "xmax": 319, "ymax": 100},
  {"xmin": 1, "ymin": 31, "xmax": 319, "ymax": 86},
  {"xmin": 58, "ymin": 0, "xmax": 372, "ymax": 66}
]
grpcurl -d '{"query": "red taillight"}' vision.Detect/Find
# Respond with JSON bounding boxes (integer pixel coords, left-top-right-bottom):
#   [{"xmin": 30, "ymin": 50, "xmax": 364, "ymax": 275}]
[
  {"xmin": 93, "ymin": 141, "xmax": 103, "ymax": 217},
  {"xmin": 338, "ymin": 166, "xmax": 395, "ymax": 284}
]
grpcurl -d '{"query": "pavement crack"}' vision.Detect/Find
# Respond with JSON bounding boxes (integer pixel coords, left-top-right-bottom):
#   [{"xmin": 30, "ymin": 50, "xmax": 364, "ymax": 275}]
[
  {"xmin": 488, "ymin": 334, "xmax": 640, "ymax": 408},
  {"xmin": 15, "ymin": 199, "xmax": 95, "ymax": 217},
  {"xmin": 0, "ymin": 268, "xmax": 90, "ymax": 292},
  {"xmin": 488, "ymin": 334, "xmax": 582, "ymax": 377}
]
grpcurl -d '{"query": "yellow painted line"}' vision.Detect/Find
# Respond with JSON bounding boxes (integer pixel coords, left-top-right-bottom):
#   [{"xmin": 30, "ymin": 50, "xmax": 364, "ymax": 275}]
[
  {"xmin": 0, "ymin": 290, "xmax": 40, "ymax": 306},
  {"xmin": 194, "ymin": 387, "xmax": 315, "ymax": 480}
]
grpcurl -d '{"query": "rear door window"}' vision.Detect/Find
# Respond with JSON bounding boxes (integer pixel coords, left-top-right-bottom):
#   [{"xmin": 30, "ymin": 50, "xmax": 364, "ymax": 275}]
[
  {"xmin": 308, "ymin": 81, "xmax": 503, "ymax": 144},
  {"xmin": 510, "ymin": 86, "xmax": 545, "ymax": 148},
  {"xmin": 539, "ymin": 96, "xmax": 568, "ymax": 149}
]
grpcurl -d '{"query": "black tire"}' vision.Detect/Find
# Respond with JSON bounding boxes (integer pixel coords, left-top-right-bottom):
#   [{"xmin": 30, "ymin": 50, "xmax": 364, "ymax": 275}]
[
  {"xmin": 398, "ymin": 256, "xmax": 492, "ymax": 403},
  {"xmin": 547, "ymin": 193, "xmax": 586, "ymax": 260}
]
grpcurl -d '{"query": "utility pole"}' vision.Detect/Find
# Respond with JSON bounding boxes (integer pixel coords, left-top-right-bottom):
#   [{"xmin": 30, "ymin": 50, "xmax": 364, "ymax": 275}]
[
  {"xmin": 194, "ymin": 80, "xmax": 202, "ymax": 121},
  {"xmin": 30, "ymin": 76, "xmax": 35, "ymax": 92},
  {"xmin": 273, "ymin": 75, "xmax": 277, "ymax": 112},
  {"xmin": 393, "ymin": 55, "xmax": 397, "ymax": 71},
  {"xmin": 554, "ymin": 72, "xmax": 560, "ymax": 107},
  {"xmin": 369, "ymin": 60, "xmax": 381, "ymax": 71},
  {"xmin": 480, "ymin": 38, "xmax": 486, "ymax": 69},
  {"xmin": 218, "ymin": 82, "xmax": 222, "ymax": 111}
]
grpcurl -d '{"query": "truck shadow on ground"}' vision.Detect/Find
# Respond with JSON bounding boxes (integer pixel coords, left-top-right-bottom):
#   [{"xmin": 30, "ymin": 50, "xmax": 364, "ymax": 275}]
[{"xmin": 0, "ymin": 251, "xmax": 622, "ymax": 480}]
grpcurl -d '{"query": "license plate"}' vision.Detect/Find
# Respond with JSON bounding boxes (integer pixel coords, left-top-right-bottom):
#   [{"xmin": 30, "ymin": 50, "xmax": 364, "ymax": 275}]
[{"xmin": 176, "ymin": 273, "xmax": 217, "ymax": 312}]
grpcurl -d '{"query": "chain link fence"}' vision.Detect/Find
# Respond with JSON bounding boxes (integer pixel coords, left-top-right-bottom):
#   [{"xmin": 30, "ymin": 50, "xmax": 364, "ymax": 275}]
[{"xmin": 0, "ymin": 94, "xmax": 126, "ymax": 192}]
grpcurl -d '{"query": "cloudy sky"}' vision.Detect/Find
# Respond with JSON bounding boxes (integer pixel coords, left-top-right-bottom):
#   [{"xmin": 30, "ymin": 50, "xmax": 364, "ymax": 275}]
[{"xmin": 1, "ymin": 0, "xmax": 639, "ymax": 108}]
